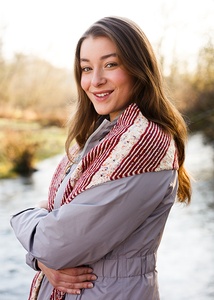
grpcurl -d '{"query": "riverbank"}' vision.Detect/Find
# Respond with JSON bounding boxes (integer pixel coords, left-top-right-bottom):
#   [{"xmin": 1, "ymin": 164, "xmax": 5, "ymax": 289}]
[{"xmin": 0, "ymin": 118, "xmax": 66, "ymax": 178}]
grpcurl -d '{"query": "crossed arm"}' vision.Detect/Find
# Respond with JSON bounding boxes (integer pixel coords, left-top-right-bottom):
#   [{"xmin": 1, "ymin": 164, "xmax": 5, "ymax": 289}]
[
  {"xmin": 36, "ymin": 200, "xmax": 97, "ymax": 295},
  {"xmin": 11, "ymin": 171, "xmax": 176, "ymax": 295}
]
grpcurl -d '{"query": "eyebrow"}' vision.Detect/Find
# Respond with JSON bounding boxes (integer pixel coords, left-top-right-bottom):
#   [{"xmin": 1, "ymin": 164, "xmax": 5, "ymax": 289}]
[{"xmin": 80, "ymin": 52, "xmax": 117, "ymax": 62}]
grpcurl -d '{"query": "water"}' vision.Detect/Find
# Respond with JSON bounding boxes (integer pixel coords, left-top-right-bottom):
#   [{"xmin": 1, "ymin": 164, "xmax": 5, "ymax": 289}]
[
  {"xmin": 158, "ymin": 134, "xmax": 214, "ymax": 300},
  {"xmin": 0, "ymin": 155, "xmax": 62, "ymax": 300},
  {"xmin": 0, "ymin": 134, "xmax": 213, "ymax": 300}
]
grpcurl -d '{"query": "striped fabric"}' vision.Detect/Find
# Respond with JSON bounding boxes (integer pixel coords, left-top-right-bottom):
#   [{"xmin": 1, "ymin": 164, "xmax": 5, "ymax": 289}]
[
  {"xmin": 28, "ymin": 103, "xmax": 178, "ymax": 300},
  {"xmin": 58, "ymin": 103, "xmax": 178, "ymax": 205}
]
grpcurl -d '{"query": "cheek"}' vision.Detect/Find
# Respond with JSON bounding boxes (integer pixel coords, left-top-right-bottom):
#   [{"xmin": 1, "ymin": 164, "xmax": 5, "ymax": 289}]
[
  {"xmin": 115, "ymin": 70, "xmax": 134, "ymax": 90},
  {"xmin": 80, "ymin": 76, "xmax": 90, "ymax": 91}
]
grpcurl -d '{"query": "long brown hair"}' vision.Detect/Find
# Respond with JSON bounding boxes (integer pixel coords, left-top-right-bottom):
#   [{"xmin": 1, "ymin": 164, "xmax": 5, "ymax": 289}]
[{"xmin": 65, "ymin": 16, "xmax": 192, "ymax": 204}]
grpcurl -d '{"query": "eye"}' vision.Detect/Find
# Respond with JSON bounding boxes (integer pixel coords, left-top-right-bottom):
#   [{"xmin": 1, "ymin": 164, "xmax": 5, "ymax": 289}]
[
  {"xmin": 105, "ymin": 62, "xmax": 118, "ymax": 68},
  {"xmin": 81, "ymin": 66, "xmax": 92, "ymax": 72}
]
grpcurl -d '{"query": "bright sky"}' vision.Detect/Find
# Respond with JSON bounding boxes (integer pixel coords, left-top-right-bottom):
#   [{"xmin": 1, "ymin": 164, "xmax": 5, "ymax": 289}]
[{"xmin": 0, "ymin": 0, "xmax": 213, "ymax": 72}]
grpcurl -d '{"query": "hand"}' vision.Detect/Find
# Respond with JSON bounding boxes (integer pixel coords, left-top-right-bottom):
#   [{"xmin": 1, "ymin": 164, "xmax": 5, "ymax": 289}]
[
  {"xmin": 36, "ymin": 200, "xmax": 48, "ymax": 209},
  {"xmin": 37, "ymin": 261, "xmax": 97, "ymax": 295}
]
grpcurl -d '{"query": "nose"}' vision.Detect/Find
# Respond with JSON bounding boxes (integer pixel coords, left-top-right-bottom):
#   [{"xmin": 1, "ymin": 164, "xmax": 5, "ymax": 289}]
[{"xmin": 91, "ymin": 69, "xmax": 106, "ymax": 87}]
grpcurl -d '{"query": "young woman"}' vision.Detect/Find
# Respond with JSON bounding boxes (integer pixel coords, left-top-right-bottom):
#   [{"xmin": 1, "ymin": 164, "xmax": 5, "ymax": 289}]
[{"xmin": 11, "ymin": 16, "xmax": 191, "ymax": 300}]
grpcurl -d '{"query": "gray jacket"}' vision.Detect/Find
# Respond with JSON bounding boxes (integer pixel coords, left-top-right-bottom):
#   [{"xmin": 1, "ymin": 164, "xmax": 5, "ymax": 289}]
[{"xmin": 10, "ymin": 118, "xmax": 178, "ymax": 300}]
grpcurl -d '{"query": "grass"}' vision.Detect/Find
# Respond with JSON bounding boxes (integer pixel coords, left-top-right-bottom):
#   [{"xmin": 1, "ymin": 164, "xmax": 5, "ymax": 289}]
[{"xmin": 0, "ymin": 118, "xmax": 67, "ymax": 179}]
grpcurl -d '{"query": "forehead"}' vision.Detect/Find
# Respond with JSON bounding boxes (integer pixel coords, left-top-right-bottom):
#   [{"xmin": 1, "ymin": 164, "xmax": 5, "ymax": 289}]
[{"xmin": 80, "ymin": 36, "xmax": 118, "ymax": 59}]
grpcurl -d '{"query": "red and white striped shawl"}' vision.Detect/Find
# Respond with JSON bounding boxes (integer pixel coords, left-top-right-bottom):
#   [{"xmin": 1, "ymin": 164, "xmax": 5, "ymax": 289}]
[
  {"xmin": 48, "ymin": 103, "xmax": 178, "ymax": 211},
  {"xmin": 29, "ymin": 103, "xmax": 178, "ymax": 300}
]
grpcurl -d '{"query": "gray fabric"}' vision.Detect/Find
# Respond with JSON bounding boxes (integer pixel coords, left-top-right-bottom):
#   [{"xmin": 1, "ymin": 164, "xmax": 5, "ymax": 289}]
[{"xmin": 10, "ymin": 118, "xmax": 178, "ymax": 300}]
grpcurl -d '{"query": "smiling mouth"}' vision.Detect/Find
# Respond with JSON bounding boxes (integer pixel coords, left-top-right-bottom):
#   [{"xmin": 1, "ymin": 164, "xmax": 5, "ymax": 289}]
[{"xmin": 94, "ymin": 91, "xmax": 113, "ymax": 98}]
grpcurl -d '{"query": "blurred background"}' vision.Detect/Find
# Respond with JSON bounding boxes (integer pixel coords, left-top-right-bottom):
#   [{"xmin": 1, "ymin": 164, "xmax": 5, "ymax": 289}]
[{"xmin": 0, "ymin": 0, "xmax": 213, "ymax": 299}]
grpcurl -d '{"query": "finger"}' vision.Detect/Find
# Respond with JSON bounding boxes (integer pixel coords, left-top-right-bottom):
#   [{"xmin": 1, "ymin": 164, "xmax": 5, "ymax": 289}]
[
  {"xmin": 55, "ymin": 286, "xmax": 81, "ymax": 295},
  {"xmin": 36, "ymin": 200, "xmax": 48, "ymax": 209},
  {"xmin": 58, "ymin": 275, "xmax": 97, "ymax": 289},
  {"xmin": 68, "ymin": 282, "xmax": 94, "ymax": 290},
  {"xmin": 56, "ymin": 282, "xmax": 94, "ymax": 294},
  {"xmin": 53, "ymin": 272, "xmax": 97, "ymax": 285},
  {"xmin": 61, "ymin": 267, "xmax": 93, "ymax": 276},
  {"xmin": 68, "ymin": 289, "xmax": 81, "ymax": 295},
  {"xmin": 70, "ymin": 274, "xmax": 97, "ymax": 283}
]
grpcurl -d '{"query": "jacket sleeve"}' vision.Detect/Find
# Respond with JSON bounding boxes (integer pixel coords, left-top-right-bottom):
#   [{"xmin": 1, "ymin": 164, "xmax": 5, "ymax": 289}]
[{"xmin": 10, "ymin": 170, "xmax": 177, "ymax": 270}]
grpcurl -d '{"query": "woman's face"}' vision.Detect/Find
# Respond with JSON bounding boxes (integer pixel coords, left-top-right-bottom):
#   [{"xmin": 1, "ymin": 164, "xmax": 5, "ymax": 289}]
[{"xmin": 80, "ymin": 36, "xmax": 134, "ymax": 121}]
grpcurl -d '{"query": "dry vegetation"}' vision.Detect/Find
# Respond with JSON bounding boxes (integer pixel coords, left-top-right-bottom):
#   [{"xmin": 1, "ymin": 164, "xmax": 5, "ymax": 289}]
[
  {"xmin": 162, "ymin": 39, "xmax": 214, "ymax": 146},
  {"xmin": 0, "ymin": 53, "xmax": 76, "ymax": 125},
  {"xmin": 0, "ymin": 51, "xmax": 76, "ymax": 178}
]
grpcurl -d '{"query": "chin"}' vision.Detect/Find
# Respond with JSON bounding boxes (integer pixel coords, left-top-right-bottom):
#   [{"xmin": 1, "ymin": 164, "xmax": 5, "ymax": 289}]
[{"xmin": 94, "ymin": 108, "xmax": 110, "ymax": 116}]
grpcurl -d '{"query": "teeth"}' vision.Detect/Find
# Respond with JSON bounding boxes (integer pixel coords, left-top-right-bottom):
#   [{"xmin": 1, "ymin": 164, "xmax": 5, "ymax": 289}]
[{"xmin": 96, "ymin": 92, "xmax": 109, "ymax": 97}]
